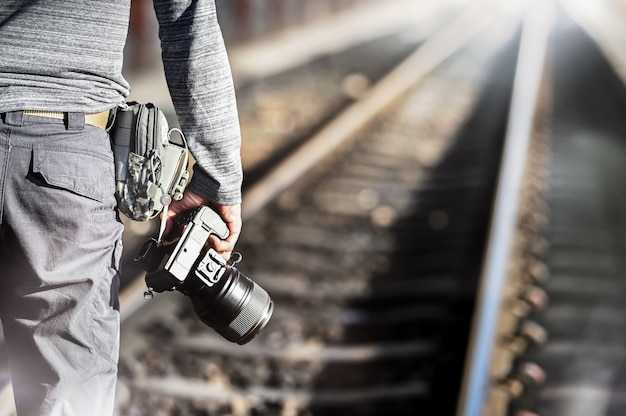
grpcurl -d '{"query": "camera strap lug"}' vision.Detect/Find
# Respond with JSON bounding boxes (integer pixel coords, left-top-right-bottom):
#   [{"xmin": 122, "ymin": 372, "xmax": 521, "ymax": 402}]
[
  {"xmin": 144, "ymin": 287, "xmax": 154, "ymax": 300},
  {"xmin": 228, "ymin": 252, "xmax": 242, "ymax": 267}
]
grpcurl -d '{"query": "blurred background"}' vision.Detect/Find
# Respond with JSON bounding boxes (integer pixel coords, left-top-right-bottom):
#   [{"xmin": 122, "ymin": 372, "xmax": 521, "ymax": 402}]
[
  {"xmin": 117, "ymin": 0, "xmax": 474, "ymax": 266},
  {"xmin": 111, "ymin": 1, "xmax": 626, "ymax": 415}
]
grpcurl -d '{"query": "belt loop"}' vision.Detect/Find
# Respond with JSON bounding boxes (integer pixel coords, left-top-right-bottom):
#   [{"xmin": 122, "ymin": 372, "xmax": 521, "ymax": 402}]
[
  {"xmin": 4, "ymin": 111, "xmax": 24, "ymax": 127},
  {"xmin": 66, "ymin": 112, "xmax": 85, "ymax": 131}
]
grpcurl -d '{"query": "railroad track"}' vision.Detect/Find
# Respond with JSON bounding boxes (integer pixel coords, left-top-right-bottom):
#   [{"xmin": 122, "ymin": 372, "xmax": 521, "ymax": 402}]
[
  {"xmin": 504, "ymin": 3, "xmax": 626, "ymax": 416},
  {"xmin": 115, "ymin": 1, "xmax": 522, "ymax": 415}
]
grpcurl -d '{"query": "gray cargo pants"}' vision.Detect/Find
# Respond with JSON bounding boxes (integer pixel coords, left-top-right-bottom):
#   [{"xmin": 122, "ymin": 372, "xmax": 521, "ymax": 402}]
[{"xmin": 0, "ymin": 111, "xmax": 123, "ymax": 416}]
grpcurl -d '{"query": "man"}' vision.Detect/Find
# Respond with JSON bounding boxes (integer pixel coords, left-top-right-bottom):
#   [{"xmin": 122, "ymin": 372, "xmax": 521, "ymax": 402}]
[{"xmin": 0, "ymin": 0, "xmax": 243, "ymax": 415}]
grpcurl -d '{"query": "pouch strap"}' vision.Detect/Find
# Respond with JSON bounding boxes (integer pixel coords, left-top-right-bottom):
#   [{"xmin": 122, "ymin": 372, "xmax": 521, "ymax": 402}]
[{"xmin": 157, "ymin": 204, "xmax": 169, "ymax": 246}]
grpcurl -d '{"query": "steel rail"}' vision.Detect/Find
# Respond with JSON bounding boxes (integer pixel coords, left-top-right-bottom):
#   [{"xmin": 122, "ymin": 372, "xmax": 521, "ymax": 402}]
[{"xmin": 455, "ymin": 1, "xmax": 554, "ymax": 415}]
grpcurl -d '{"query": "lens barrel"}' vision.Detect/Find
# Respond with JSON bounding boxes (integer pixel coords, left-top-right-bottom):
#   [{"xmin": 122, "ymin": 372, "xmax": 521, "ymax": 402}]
[{"xmin": 190, "ymin": 267, "xmax": 274, "ymax": 345}]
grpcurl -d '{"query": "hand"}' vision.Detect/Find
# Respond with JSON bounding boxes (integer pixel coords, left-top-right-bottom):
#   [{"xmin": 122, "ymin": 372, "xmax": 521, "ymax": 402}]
[{"xmin": 163, "ymin": 190, "xmax": 242, "ymax": 261}]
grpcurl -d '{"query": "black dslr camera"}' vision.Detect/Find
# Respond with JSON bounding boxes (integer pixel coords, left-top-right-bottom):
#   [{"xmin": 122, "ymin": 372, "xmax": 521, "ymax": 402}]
[{"xmin": 135, "ymin": 206, "xmax": 273, "ymax": 345}]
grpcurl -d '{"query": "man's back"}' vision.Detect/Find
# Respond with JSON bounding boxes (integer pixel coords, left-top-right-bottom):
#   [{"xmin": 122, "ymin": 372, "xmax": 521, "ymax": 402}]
[{"xmin": 0, "ymin": 0, "xmax": 131, "ymax": 113}]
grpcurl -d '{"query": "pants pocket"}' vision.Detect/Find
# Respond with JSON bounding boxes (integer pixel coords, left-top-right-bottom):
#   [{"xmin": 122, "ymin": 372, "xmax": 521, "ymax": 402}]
[{"xmin": 89, "ymin": 238, "xmax": 122, "ymax": 366}]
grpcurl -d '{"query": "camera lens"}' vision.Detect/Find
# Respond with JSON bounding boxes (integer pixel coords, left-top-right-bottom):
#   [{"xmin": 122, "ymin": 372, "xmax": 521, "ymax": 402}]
[{"xmin": 190, "ymin": 267, "xmax": 274, "ymax": 345}]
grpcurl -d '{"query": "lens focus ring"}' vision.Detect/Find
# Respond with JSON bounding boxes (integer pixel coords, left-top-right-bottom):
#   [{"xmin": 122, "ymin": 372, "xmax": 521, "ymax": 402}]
[
  {"xmin": 229, "ymin": 281, "xmax": 273, "ymax": 344},
  {"xmin": 192, "ymin": 267, "xmax": 274, "ymax": 345}
]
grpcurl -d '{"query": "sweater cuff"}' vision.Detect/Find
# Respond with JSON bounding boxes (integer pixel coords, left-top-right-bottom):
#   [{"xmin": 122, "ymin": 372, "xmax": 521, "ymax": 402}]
[{"xmin": 187, "ymin": 168, "xmax": 242, "ymax": 206}]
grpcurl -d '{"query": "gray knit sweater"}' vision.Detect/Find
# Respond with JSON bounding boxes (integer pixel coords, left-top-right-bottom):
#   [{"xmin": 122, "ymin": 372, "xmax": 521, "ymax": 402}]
[{"xmin": 0, "ymin": 0, "xmax": 242, "ymax": 205}]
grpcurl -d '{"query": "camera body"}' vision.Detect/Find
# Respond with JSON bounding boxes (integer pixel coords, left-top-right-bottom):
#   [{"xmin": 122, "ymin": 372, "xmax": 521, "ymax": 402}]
[
  {"xmin": 136, "ymin": 206, "xmax": 273, "ymax": 345},
  {"xmin": 137, "ymin": 205, "xmax": 229, "ymax": 294}
]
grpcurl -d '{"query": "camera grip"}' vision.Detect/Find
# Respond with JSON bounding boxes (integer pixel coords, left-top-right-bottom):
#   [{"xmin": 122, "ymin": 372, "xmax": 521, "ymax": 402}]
[{"xmin": 195, "ymin": 206, "xmax": 229, "ymax": 240}]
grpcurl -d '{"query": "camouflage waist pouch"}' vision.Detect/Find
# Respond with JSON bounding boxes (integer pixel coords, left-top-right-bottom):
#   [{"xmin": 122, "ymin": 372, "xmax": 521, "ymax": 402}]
[{"xmin": 110, "ymin": 102, "xmax": 190, "ymax": 222}]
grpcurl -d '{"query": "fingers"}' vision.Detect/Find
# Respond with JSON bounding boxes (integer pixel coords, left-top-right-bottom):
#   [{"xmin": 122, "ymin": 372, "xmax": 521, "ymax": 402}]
[
  {"xmin": 161, "ymin": 190, "xmax": 243, "ymax": 261},
  {"xmin": 162, "ymin": 190, "xmax": 211, "ymax": 239},
  {"xmin": 206, "ymin": 202, "xmax": 242, "ymax": 261},
  {"xmin": 209, "ymin": 234, "xmax": 234, "ymax": 261}
]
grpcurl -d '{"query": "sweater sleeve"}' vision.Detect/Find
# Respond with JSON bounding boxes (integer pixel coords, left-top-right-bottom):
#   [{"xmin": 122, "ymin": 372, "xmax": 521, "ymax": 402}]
[{"xmin": 153, "ymin": 0, "xmax": 242, "ymax": 205}]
